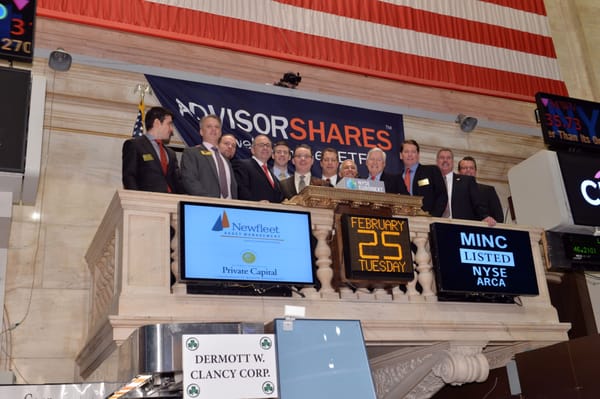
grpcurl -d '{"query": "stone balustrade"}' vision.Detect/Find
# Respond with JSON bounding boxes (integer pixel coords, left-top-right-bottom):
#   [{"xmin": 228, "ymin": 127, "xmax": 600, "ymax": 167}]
[{"xmin": 76, "ymin": 189, "xmax": 569, "ymax": 398}]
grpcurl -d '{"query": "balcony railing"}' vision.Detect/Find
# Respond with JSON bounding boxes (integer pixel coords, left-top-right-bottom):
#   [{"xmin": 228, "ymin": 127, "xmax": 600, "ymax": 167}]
[{"xmin": 76, "ymin": 189, "xmax": 569, "ymax": 397}]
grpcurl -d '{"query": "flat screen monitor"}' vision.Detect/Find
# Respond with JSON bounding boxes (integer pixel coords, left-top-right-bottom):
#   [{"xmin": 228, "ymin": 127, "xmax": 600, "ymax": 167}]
[
  {"xmin": 430, "ymin": 222, "xmax": 539, "ymax": 302},
  {"xmin": 179, "ymin": 201, "xmax": 315, "ymax": 295},
  {"xmin": 535, "ymin": 92, "xmax": 600, "ymax": 154},
  {"xmin": 0, "ymin": 66, "xmax": 30, "ymax": 172},
  {"xmin": 272, "ymin": 318, "xmax": 377, "ymax": 399},
  {"xmin": 556, "ymin": 151, "xmax": 600, "ymax": 227}
]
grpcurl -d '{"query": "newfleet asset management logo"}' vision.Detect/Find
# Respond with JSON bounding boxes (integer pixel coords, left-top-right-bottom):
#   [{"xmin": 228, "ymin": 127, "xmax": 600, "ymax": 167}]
[
  {"xmin": 581, "ymin": 170, "xmax": 600, "ymax": 206},
  {"xmin": 210, "ymin": 211, "xmax": 282, "ymax": 240}
]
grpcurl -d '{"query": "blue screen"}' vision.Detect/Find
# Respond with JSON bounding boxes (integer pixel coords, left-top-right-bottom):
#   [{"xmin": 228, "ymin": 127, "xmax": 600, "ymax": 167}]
[
  {"xmin": 179, "ymin": 202, "xmax": 315, "ymax": 286},
  {"xmin": 273, "ymin": 319, "xmax": 377, "ymax": 399}
]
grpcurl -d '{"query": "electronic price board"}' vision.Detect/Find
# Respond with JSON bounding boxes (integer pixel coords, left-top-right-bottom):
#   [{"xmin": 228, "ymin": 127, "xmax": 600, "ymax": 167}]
[
  {"xmin": 535, "ymin": 92, "xmax": 600, "ymax": 154},
  {"xmin": 0, "ymin": 0, "xmax": 36, "ymax": 63}
]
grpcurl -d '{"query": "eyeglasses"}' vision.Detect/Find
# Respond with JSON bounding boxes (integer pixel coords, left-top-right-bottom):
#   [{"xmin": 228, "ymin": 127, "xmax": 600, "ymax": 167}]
[
  {"xmin": 254, "ymin": 142, "xmax": 272, "ymax": 149},
  {"xmin": 274, "ymin": 150, "xmax": 290, "ymax": 155},
  {"xmin": 294, "ymin": 154, "xmax": 312, "ymax": 160}
]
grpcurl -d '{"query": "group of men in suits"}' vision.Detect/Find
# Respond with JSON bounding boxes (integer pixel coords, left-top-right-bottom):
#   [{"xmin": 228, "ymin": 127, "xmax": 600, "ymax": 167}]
[
  {"xmin": 362, "ymin": 139, "xmax": 503, "ymax": 225},
  {"xmin": 122, "ymin": 107, "xmax": 327, "ymax": 204},
  {"xmin": 122, "ymin": 107, "xmax": 503, "ymax": 224}
]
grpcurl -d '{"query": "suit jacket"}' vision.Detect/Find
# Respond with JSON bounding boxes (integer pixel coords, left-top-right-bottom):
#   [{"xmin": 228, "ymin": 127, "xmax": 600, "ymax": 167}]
[
  {"xmin": 180, "ymin": 143, "xmax": 238, "ymax": 199},
  {"xmin": 404, "ymin": 164, "xmax": 447, "ymax": 217},
  {"xmin": 280, "ymin": 175, "xmax": 332, "ymax": 200},
  {"xmin": 448, "ymin": 173, "xmax": 487, "ymax": 221},
  {"xmin": 122, "ymin": 135, "xmax": 183, "ymax": 194},
  {"xmin": 233, "ymin": 158, "xmax": 284, "ymax": 202},
  {"xmin": 478, "ymin": 183, "xmax": 504, "ymax": 222},
  {"xmin": 380, "ymin": 171, "xmax": 409, "ymax": 195}
]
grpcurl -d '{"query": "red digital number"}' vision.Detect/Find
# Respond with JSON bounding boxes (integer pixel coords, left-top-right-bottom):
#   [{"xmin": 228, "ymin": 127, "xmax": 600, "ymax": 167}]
[{"xmin": 10, "ymin": 18, "xmax": 26, "ymax": 36}]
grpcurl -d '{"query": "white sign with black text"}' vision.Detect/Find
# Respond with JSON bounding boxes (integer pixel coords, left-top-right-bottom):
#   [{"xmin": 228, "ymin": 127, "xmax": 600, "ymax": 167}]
[{"xmin": 182, "ymin": 334, "xmax": 277, "ymax": 399}]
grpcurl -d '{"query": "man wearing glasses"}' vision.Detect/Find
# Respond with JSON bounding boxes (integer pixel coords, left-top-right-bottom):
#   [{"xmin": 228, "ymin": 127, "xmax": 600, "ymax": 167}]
[{"xmin": 234, "ymin": 135, "xmax": 284, "ymax": 203}]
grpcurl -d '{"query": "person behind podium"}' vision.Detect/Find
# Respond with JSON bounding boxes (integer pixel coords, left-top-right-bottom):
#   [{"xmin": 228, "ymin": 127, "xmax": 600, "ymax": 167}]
[
  {"xmin": 271, "ymin": 140, "xmax": 293, "ymax": 180},
  {"xmin": 365, "ymin": 147, "xmax": 406, "ymax": 194},
  {"xmin": 122, "ymin": 106, "xmax": 184, "ymax": 194},
  {"xmin": 320, "ymin": 147, "xmax": 340, "ymax": 186},
  {"xmin": 280, "ymin": 144, "xmax": 331, "ymax": 200},
  {"xmin": 436, "ymin": 148, "xmax": 494, "ymax": 226},
  {"xmin": 234, "ymin": 135, "xmax": 283, "ymax": 202},
  {"xmin": 181, "ymin": 115, "xmax": 238, "ymax": 199},
  {"xmin": 458, "ymin": 156, "xmax": 504, "ymax": 223},
  {"xmin": 399, "ymin": 139, "xmax": 446, "ymax": 216},
  {"xmin": 338, "ymin": 159, "xmax": 360, "ymax": 178},
  {"xmin": 218, "ymin": 133, "xmax": 237, "ymax": 160}
]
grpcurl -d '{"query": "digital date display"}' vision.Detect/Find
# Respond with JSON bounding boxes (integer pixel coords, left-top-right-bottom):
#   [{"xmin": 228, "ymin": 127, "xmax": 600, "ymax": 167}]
[
  {"xmin": 0, "ymin": 0, "xmax": 36, "ymax": 63},
  {"xmin": 340, "ymin": 214, "xmax": 414, "ymax": 283}
]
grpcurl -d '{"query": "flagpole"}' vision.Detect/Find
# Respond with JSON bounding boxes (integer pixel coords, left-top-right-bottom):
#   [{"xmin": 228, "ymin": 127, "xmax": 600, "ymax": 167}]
[{"xmin": 132, "ymin": 84, "xmax": 152, "ymax": 137}]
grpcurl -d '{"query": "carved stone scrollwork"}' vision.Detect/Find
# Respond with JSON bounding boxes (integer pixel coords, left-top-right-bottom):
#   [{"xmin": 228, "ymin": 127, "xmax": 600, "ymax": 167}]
[
  {"xmin": 432, "ymin": 346, "xmax": 489, "ymax": 385},
  {"xmin": 371, "ymin": 353, "xmax": 434, "ymax": 399}
]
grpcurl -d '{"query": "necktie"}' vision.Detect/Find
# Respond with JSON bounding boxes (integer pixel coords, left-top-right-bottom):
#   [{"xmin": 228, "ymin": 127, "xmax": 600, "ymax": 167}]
[
  {"xmin": 262, "ymin": 164, "xmax": 275, "ymax": 188},
  {"xmin": 156, "ymin": 140, "xmax": 172, "ymax": 193},
  {"xmin": 442, "ymin": 175, "xmax": 451, "ymax": 218},
  {"xmin": 371, "ymin": 175, "xmax": 375, "ymax": 181},
  {"xmin": 278, "ymin": 171, "xmax": 286, "ymax": 180},
  {"xmin": 404, "ymin": 168, "xmax": 411, "ymax": 193},
  {"xmin": 298, "ymin": 175, "xmax": 306, "ymax": 192},
  {"xmin": 212, "ymin": 147, "xmax": 229, "ymax": 198},
  {"xmin": 156, "ymin": 140, "xmax": 168, "ymax": 175}
]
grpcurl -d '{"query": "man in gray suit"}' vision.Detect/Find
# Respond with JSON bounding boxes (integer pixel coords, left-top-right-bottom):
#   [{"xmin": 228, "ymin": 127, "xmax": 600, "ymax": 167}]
[{"xmin": 181, "ymin": 114, "xmax": 238, "ymax": 199}]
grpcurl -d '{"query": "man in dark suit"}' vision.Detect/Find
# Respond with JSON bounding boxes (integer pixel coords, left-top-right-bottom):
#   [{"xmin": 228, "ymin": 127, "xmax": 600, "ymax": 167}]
[
  {"xmin": 271, "ymin": 140, "xmax": 293, "ymax": 181},
  {"xmin": 458, "ymin": 156, "xmax": 504, "ymax": 223},
  {"xmin": 234, "ymin": 135, "xmax": 283, "ymax": 202},
  {"xmin": 436, "ymin": 148, "xmax": 495, "ymax": 226},
  {"xmin": 320, "ymin": 147, "xmax": 340, "ymax": 186},
  {"xmin": 365, "ymin": 147, "xmax": 408, "ymax": 194},
  {"xmin": 122, "ymin": 106, "xmax": 184, "ymax": 194},
  {"xmin": 400, "ymin": 139, "xmax": 447, "ymax": 217},
  {"xmin": 181, "ymin": 115, "xmax": 237, "ymax": 199},
  {"xmin": 280, "ymin": 144, "xmax": 331, "ymax": 200}
]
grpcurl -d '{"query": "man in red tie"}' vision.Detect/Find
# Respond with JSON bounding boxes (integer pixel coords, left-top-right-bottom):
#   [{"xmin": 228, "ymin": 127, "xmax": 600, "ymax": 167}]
[
  {"xmin": 122, "ymin": 106, "xmax": 184, "ymax": 194},
  {"xmin": 365, "ymin": 148, "xmax": 406, "ymax": 194},
  {"xmin": 400, "ymin": 139, "xmax": 446, "ymax": 216},
  {"xmin": 233, "ymin": 135, "xmax": 284, "ymax": 202}
]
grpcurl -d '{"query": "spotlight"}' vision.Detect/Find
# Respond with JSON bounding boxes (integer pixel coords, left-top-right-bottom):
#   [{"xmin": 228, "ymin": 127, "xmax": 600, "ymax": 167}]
[
  {"xmin": 455, "ymin": 114, "xmax": 478, "ymax": 133},
  {"xmin": 48, "ymin": 48, "xmax": 72, "ymax": 72},
  {"xmin": 274, "ymin": 72, "xmax": 301, "ymax": 89}
]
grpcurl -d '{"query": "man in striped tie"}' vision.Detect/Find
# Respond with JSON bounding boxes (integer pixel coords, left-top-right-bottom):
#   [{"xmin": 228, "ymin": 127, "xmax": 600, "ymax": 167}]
[{"xmin": 181, "ymin": 115, "xmax": 238, "ymax": 199}]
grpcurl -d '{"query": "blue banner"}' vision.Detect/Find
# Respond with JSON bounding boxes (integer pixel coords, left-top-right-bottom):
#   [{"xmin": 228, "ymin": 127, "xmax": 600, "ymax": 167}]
[{"xmin": 146, "ymin": 75, "xmax": 404, "ymax": 176}]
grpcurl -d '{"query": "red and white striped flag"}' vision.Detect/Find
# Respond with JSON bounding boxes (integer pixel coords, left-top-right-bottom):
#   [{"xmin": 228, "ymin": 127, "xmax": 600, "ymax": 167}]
[{"xmin": 39, "ymin": 0, "xmax": 567, "ymax": 101}]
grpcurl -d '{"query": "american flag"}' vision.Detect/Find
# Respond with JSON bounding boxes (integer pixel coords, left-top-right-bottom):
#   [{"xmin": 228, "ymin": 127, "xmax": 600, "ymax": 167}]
[
  {"xmin": 132, "ymin": 99, "xmax": 144, "ymax": 137},
  {"xmin": 38, "ymin": 0, "xmax": 567, "ymax": 101}
]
